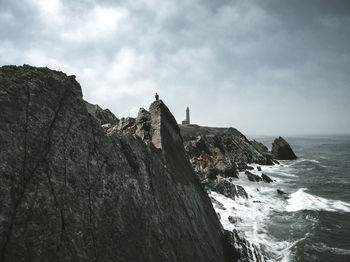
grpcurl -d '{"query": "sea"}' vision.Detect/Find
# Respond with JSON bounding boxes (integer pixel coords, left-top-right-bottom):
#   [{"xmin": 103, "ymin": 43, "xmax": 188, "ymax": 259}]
[{"xmin": 210, "ymin": 135, "xmax": 350, "ymax": 262}]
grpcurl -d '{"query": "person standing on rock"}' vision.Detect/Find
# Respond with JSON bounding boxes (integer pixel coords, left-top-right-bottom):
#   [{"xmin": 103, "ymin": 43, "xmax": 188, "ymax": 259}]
[{"xmin": 155, "ymin": 92, "xmax": 159, "ymax": 101}]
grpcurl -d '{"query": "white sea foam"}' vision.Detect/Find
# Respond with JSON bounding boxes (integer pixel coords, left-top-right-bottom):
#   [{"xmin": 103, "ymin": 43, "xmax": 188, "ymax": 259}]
[
  {"xmin": 308, "ymin": 159, "xmax": 320, "ymax": 164},
  {"xmin": 297, "ymin": 158, "xmax": 321, "ymax": 164},
  {"xmin": 210, "ymin": 179, "xmax": 294, "ymax": 262},
  {"xmin": 210, "ymin": 158, "xmax": 350, "ymax": 261},
  {"xmin": 286, "ymin": 188, "xmax": 350, "ymax": 213}
]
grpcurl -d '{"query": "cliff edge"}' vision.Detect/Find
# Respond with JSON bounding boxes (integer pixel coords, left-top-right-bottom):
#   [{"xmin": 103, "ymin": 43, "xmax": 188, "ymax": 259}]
[{"xmin": 0, "ymin": 65, "xmax": 239, "ymax": 261}]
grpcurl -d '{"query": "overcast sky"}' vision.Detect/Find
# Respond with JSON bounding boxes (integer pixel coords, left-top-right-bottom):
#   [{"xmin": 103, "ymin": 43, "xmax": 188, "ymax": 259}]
[{"xmin": 1, "ymin": 0, "xmax": 349, "ymax": 135}]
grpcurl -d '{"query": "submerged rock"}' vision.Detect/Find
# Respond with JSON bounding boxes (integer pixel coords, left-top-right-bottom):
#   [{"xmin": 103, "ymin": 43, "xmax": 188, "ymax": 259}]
[
  {"xmin": 261, "ymin": 173, "xmax": 273, "ymax": 183},
  {"xmin": 228, "ymin": 216, "xmax": 242, "ymax": 224},
  {"xmin": 271, "ymin": 136, "xmax": 297, "ymax": 160},
  {"xmin": 277, "ymin": 189, "xmax": 290, "ymax": 199},
  {"xmin": 0, "ymin": 65, "xmax": 241, "ymax": 262},
  {"xmin": 245, "ymin": 171, "xmax": 263, "ymax": 182}
]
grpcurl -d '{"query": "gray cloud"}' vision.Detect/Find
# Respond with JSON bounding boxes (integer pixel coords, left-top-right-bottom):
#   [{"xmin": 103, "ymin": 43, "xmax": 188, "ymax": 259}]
[{"xmin": 1, "ymin": 0, "xmax": 349, "ymax": 135}]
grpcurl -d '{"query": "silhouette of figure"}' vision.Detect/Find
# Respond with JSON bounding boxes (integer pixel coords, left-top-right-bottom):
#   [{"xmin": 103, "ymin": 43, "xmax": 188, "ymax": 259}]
[{"xmin": 155, "ymin": 92, "xmax": 159, "ymax": 101}]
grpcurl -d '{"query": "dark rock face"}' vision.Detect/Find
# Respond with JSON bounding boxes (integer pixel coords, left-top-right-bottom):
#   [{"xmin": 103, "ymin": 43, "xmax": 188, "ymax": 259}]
[
  {"xmin": 211, "ymin": 179, "xmax": 248, "ymax": 199},
  {"xmin": 180, "ymin": 125, "xmax": 273, "ymax": 182},
  {"xmin": 0, "ymin": 65, "xmax": 237, "ymax": 262},
  {"xmin": 245, "ymin": 171, "xmax": 262, "ymax": 182},
  {"xmin": 271, "ymin": 136, "xmax": 297, "ymax": 160}
]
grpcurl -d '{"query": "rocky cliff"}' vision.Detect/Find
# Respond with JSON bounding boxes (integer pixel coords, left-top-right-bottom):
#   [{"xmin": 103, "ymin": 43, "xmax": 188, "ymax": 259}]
[
  {"xmin": 179, "ymin": 125, "xmax": 296, "ymax": 183},
  {"xmin": 0, "ymin": 65, "xmax": 240, "ymax": 262},
  {"xmin": 179, "ymin": 125, "xmax": 274, "ymax": 182}
]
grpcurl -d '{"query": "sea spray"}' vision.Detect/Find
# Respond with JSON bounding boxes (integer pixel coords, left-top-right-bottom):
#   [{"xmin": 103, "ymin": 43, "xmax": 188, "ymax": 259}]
[{"xmin": 210, "ymin": 162, "xmax": 307, "ymax": 261}]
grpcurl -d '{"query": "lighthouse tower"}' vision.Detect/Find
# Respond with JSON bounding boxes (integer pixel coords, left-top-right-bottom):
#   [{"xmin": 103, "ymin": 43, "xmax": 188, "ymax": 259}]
[{"xmin": 182, "ymin": 107, "xmax": 190, "ymax": 125}]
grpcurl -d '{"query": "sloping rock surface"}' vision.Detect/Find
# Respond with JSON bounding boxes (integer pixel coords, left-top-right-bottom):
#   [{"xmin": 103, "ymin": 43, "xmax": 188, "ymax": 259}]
[
  {"xmin": 0, "ymin": 65, "xmax": 237, "ymax": 262},
  {"xmin": 251, "ymin": 140, "xmax": 269, "ymax": 154},
  {"xmin": 271, "ymin": 136, "xmax": 297, "ymax": 160}
]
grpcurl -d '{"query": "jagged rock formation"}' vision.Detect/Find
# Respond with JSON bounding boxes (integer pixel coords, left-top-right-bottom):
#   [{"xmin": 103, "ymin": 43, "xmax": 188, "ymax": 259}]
[
  {"xmin": 0, "ymin": 65, "xmax": 241, "ymax": 262},
  {"xmin": 85, "ymin": 101, "xmax": 119, "ymax": 126},
  {"xmin": 271, "ymin": 136, "xmax": 297, "ymax": 160},
  {"xmin": 210, "ymin": 179, "xmax": 248, "ymax": 199},
  {"xmin": 179, "ymin": 125, "xmax": 274, "ymax": 183}
]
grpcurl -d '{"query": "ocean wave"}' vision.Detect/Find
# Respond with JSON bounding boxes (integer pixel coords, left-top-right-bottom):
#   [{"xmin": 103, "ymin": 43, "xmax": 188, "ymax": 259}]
[
  {"xmin": 210, "ymin": 157, "xmax": 349, "ymax": 261},
  {"xmin": 286, "ymin": 188, "xmax": 350, "ymax": 213},
  {"xmin": 306, "ymin": 159, "xmax": 320, "ymax": 164},
  {"xmin": 210, "ymin": 187, "xmax": 294, "ymax": 261},
  {"xmin": 295, "ymin": 158, "xmax": 320, "ymax": 164}
]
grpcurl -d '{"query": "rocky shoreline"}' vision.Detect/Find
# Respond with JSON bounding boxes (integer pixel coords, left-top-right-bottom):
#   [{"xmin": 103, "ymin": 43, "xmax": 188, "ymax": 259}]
[{"xmin": 0, "ymin": 65, "xmax": 297, "ymax": 262}]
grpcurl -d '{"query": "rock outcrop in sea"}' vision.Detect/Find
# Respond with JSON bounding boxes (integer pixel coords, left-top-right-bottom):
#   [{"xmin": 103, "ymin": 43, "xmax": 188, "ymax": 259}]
[{"xmin": 272, "ymin": 136, "xmax": 297, "ymax": 160}]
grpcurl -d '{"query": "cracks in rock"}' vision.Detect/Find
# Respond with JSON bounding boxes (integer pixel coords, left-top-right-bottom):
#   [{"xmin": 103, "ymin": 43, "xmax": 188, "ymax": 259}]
[
  {"xmin": 44, "ymin": 158, "xmax": 66, "ymax": 262},
  {"xmin": 22, "ymin": 183, "xmax": 39, "ymax": 257},
  {"xmin": 0, "ymin": 82, "xmax": 31, "ymax": 262},
  {"xmin": 119, "ymin": 138, "xmax": 140, "ymax": 172},
  {"xmin": 1, "ymin": 84, "xmax": 70, "ymax": 262},
  {"xmin": 85, "ymin": 115, "xmax": 102, "ymax": 261}
]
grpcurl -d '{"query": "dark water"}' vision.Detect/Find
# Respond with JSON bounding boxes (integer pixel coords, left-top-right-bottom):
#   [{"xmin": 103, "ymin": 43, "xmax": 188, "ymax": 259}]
[{"xmin": 255, "ymin": 135, "xmax": 350, "ymax": 262}]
